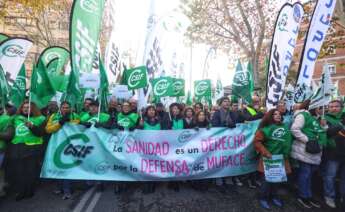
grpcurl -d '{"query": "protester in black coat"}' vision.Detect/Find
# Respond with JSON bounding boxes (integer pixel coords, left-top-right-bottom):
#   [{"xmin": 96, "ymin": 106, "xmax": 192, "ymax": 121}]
[
  {"xmin": 211, "ymin": 97, "xmax": 237, "ymax": 128},
  {"xmin": 183, "ymin": 107, "xmax": 195, "ymax": 129}
]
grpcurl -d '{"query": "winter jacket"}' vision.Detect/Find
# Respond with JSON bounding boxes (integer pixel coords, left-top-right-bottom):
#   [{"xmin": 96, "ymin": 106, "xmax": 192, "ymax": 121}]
[
  {"xmin": 45, "ymin": 112, "xmax": 80, "ymax": 134},
  {"xmin": 290, "ymin": 109, "xmax": 324, "ymax": 165},
  {"xmin": 323, "ymin": 112, "xmax": 345, "ymax": 162},
  {"xmin": 211, "ymin": 109, "xmax": 237, "ymax": 128}
]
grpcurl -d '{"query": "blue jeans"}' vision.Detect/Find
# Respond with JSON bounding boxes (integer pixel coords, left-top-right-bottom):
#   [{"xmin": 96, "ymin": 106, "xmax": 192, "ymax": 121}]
[
  {"xmin": 297, "ymin": 161, "xmax": 319, "ymax": 198},
  {"xmin": 322, "ymin": 160, "xmax": 345, "ymax": 199},
  {"xmin": 260, "ymin": 180, "xmax": 278, "ymax": 199}
]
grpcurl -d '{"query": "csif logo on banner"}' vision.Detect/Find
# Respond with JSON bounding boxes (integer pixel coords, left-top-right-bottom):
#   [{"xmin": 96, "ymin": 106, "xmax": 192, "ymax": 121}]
[
  {"xmin": 14, "ymin": 76, "xmax": 26, "ymax": 90},
  {"xmin": 232, "ymin": 71, "xmax": 249, "ymax": 86},
  {"xmin": 44, "ymin": 52, "xmax": 61, "ymax": 63},
  {"xmin": 195, "ymin": 81, "xmax": 209, "ymax": 96},
  {"xmin": 172, "ymin": 80, "xmax": 183, "ymax": 95},
  {"xmin": 128, "ymin": 69, "xmax": 144, "ymax": 88},
  {"xmin": 2, "ymin": 44, "xmax": 25, "ymax": 58},
  {"xmin": 154, "ymin": 79, "xmax": 170, "ymax": 96},
  {"xmin": 53, "ymin": 133, "xmax": 94, "ymax": 169},
  {"xmin": 80, "ymin": 0, "xmax": 99, "ymax": 13}
]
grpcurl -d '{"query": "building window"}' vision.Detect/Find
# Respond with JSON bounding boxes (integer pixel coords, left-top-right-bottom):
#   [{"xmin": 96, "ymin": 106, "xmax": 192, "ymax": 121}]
[
  {"xmin": 328, "ymin": 63, "xmax": 336, "ymax": 75},
  {"xmin": 326, "ymin": 44, "xmax": 336, "ymax": 55}
]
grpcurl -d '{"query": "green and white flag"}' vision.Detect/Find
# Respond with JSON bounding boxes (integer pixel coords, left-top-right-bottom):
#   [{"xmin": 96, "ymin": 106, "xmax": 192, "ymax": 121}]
[
  {"xmin": 68, "ymin": 0, "xmax": 105, "ymax": 106},
  {"xmin": 10, "ymin": 65, "xmax": 26, "ymax": 108},
  {"xmin": 40, "ymin": 46, "xmax": 70, "ymax": 72},
  {"xmin": 151, "ymin": 76, "xmax": 173, "ymax": 98},
  {"xmin": 0, "ymin": 37, "xmax": 33, "ymax": 83},
  {"xmin": 46, "ymin": 58, "xmax": 69, "ymax": 92},
  {"xmin": 232, "ymin": 60, "xmax": 253, "ymax": 104},
  {"xmin": 99, "ymin": 58, "xmax": 109, "ymax": 112},
  {"xmin": 215, "ymin": 78, "xmax": 224, "ymax": 101},
  {"xmin": 309, "ymin": 64, "xmax": 335, "ymax": 109},
  {"xmin": 122, "ymin": 66, "xmax": 148, "ymax": 90},
  {"xmin": 0, "ymin": 65, "xmax": 10, "ymax": 106},
  {"xmin": 30, "ymin": 59, "xmax": 56, "ymax": 109},
  {"xmin": 194, "ymin": 79, "xmax": 211, "ymax": 100},
  {"xmin": 171, "ymin": 78, "xmax": 185, "ymax": 97}
]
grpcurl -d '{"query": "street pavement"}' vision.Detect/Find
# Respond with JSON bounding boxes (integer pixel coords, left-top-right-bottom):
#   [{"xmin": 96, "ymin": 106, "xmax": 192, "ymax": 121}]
[{"xmin": 0, "ymin": 180, "xmax": 341, "ymax": 212}]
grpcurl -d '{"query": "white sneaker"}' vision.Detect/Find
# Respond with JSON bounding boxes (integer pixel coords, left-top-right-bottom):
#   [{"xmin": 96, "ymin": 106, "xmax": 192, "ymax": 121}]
[{"xmin": 324, "ymin": 196, "xmax": 336, "ymax": 208}]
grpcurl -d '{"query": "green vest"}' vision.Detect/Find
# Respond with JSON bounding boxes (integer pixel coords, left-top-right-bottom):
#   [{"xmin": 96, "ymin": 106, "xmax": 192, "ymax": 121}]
[
  {"xmin": 80, "ymin": 113, "xmax": 110, "ymax": 124},
  {"xmin": 298, "ymin": 112, "xmax": 327, "ymax": 146},
  {"xmin": 143, "ymin": 121, "xmax": 161, "ymax": 130},
  {"xmin": 117, "ymin": 113, "xmax": 139, "ymax": 129},
  {"xmin": 0, "ymin": 115, "xmax": 12, "ymax": 150},
  {"xmin": 172, "ymin": 119, "xmax": 184, "ymax": 130},
  {"xmin": 260, "ymin": 123, "xmax": 292, "ymax": 158},
  {"xmin": 324, "ymin": 112, "xmax": 344, "ymax": 148},
  {"xmin": 12, "ymin": 115, "xmax": 45, "ymax": 145}
]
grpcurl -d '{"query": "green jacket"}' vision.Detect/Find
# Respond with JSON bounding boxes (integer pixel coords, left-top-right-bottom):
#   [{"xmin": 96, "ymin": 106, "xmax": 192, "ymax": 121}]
[
  {"xmin": 80, "ymin": 112, "xmax": 110, "ymax": 124},
  {"xmin": 172, "ymin": 118, "xmax": 184, "ymax": 130},
  {"xmin": 12, "ymin": 115, "xmax": 46, "ymax": 145},
  {"xmin": 260, "ymin": 123, "xmax": 292, "ymax": 158},
  {"xmin": 117, "ymin": 112, "xmax": 139, "ymax": 129},
  {"xmin": 0, "ymin": 115, "xmax": 12, "ymax": 150}
]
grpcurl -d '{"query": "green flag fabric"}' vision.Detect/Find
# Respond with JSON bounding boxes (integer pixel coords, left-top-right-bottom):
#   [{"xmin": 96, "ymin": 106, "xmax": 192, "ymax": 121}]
[
  {"xmin": 40, "ymin": 46, "xmax": 69, "ymax": 72},
  {"xmin": 10, "ymin": 65, "xmax": 26, "ymax": 108},
  {"xmin": 151, "ymin": 76, "xmax": 173, "ymax": 98},
  {"xmin": 70, "ymin": 0, "xmax": 105, "ymax": 76},
  {"xmin": 232, "ymin": 61, "xmax": 252, "ymax": 104},
  {"xmin": 171, "ymin": 78, "xmax": 185, "ymax": 97},
  {"xmin": 99, "ymin": 58, "xmax": 109, "ymax": 112},
  {"xmin": 186, "ymin": 90, "xmax": 192, "ymax": 106},
  {"xmin": 30, "ymin": 59, "xmax": 56, "ymax": 109},
  {"xmin": 0, "ymin": 65, "xmax": 10, "ymax": 106},
  {"xmin": 247, "ymin": 62, "xmax": 254, "ymax": 94},
  {"xmin": 47, "ymin": 58, "xmax": 68, "ymax": 92},
  {"xmin": 194, "ymin": 79, "xmax": 211, "ymax": 100},
  {"xmin": 122, "ymin": 66, "xmax": 148, "ymax": 90}
]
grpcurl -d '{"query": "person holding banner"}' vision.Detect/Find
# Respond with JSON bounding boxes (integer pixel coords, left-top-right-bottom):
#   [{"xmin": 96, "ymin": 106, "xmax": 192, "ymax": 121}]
[
  {"xmin": 290, "ymin": 100, "xmax": 327, "ymax": 209},
  {"xmin": 80, "ymin": 100, "xmax": 110, "ymax": 128},
  {"xmin": 211, "ymin": 97, "xmax": 237, "ymax": 192},
  {"xmin": 254, "ymin": 109, "xmax": 292, "ymax": 209},
  {"xmin": 0, "ymin": 107, "xmax": 13, "ymax": 197},
  {"xmin": 45, "ymin": 101, "xmax": 80, "ymax": 200},
  {"xmin": 116, "ymin": 101, "xmax": 139, "ymax": 131},
  {"xmin": 183, "ymin": 107, "xmax": 195, "ymax": 129},
  {"xmin": 137, "ymin": 105, "xmax": 163, "ymax": 193},
  {"xmin": 194, "ymin": 111, "xmax": 210, "ymax": 130},
  {"xmin": 6, "ymin": 100, "xmax": 45, "ymax": 201},
  {"xmin": 168, "ymin": 103, "xmax": 185, "ymax": 130}
]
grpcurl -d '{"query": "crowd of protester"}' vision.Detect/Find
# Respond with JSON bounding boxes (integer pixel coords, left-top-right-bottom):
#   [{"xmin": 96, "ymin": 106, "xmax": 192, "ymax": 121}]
[{"xmin": 0, "ymin": 95, "xmax": 345, "ymax": 210}]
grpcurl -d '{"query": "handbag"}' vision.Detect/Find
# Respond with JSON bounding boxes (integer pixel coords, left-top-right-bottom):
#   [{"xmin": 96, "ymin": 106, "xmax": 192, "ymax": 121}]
[{"xmin": 305, "ymin": 140, "xmax": 321, "ymax": 154}]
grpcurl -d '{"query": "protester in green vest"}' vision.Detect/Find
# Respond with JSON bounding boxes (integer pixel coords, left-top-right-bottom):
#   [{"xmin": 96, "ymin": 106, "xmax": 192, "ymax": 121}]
[
  {"xmin": 254, "ymin": 109, "xmax": 292, "ymax": 209},
  {"xmin": 45, "ymin": 101, "xmax": 80, "ymax": 200},
  {"xmin": 117, "ymin": 101, "xmax": 139, "ymax": 131},
  {"xmin": 322, "ymin": 100, "xmax": 345, "ymax": 209},
  {"xmin": 137, "ymin": 105, "xmax": 162, "ymax": 194},
  {"xmin": 138, "ymin": 105, "xmax": 161, "ymax": 130},
  {"xmin": 290, "ymin": 100, "xmax": 327, "ymax": 209},
  {"xmin": 80, "ymin": 100, "xmax": 110, "ymax": 128},
  {"xmin": 0, "ymin": 106, "xmax": 14, "ymax": 197},
  {"xmin": 168, "ymin": 103, "xmax": 184, "ymax": 130},
  {"xmin": 79, "ymin": 98, "xmax": 93, "ymax": 118},
  {"xmin": 6, "ymin": 100, "xmax": 46, "ymax": 201}
]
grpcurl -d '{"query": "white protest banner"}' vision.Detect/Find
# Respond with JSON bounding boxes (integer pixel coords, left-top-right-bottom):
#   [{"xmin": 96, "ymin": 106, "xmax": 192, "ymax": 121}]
[{"xmin": 266, "ymin": 2, "xmax": 304, "ymax": 110}]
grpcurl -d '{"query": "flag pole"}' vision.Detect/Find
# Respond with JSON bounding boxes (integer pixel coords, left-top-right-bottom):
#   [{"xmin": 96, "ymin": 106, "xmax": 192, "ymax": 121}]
[
  {"xmin": 97, "ymin": 88, "xmax": 102, "ymax": 122},
  {"xmin": 28, "ymin": 90, "xmax": 31, "ymax": 120}
]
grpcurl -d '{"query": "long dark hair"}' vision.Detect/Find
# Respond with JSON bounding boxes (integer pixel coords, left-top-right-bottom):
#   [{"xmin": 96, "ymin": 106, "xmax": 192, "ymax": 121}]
[
  {"xmin": 144, "ymin": 105, "xmax": 157, "ymax": 118},
  {"xmin": 258, "ymin": 109, "xmax": 281, "ymax": 129},
  {"xmin": 17, "ymin": 99, "xmax": 41, "ymax": 117}
]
